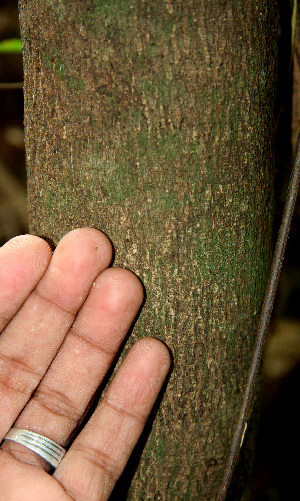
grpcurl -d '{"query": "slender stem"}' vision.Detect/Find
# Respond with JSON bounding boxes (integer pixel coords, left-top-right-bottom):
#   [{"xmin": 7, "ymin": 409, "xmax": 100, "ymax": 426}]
[
  {"xmin": 217, "ymin": 136, "xmax": 300, "ymax": 500},
  {"xmin": 0, "ymin": 82, "xmax": 23, "ymax": 90}
]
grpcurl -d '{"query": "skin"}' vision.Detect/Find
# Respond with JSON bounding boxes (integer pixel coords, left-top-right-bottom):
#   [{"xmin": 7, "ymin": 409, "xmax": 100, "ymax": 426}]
[{"xmin": 0, "ymin": 227, "xmax": 170, "ymax": 501}]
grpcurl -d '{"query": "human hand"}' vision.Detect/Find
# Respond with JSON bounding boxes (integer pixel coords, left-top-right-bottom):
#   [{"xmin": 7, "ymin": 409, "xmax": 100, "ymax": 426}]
[{"xmin": 0, "ymin": 228, "xmax": 170, "ymax": 500}]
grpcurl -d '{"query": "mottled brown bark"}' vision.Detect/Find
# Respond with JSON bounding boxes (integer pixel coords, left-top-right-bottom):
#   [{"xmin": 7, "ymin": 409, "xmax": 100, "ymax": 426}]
[{"xmin": 18, "ymin": 1, "xmax": 279, "ymax": 499}]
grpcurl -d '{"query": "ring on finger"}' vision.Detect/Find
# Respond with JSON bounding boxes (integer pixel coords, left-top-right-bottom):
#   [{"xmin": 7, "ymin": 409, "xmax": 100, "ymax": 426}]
[{"xmin": 2, "ymin": 428, "xmax": 66, "ymax": 469}]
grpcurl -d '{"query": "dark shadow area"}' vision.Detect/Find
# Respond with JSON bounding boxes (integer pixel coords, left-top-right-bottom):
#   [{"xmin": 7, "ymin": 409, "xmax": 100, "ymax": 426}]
[
  {"xmin": 273, "ymin": 0, "xmax": 294, "ymax": 238},
  {"xmin": 251, "ymin": 362, "xmax": 300, "ymax": 501},
  {"xmin": 0, "ymin": 0, "xmax": 27, "ymax": 245}
]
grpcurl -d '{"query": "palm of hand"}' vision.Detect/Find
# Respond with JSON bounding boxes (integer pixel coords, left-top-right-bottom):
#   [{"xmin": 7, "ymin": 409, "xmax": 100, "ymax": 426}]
[{"xmin": 0, "ymin": 228, "xmax": 170, "ymax": 501}]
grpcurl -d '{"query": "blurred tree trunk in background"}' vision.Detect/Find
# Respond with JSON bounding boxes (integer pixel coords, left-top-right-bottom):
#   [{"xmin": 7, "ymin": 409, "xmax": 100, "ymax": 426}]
[{"xmin": 18, "ymin": 1, "xmax": 279, "ymax": 499}]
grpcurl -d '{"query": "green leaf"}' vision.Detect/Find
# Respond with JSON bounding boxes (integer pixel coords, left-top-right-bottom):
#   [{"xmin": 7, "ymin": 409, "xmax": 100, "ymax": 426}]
[{"xmin": 0, "ymin": 38, "xmax": 22, "ymax": 54}]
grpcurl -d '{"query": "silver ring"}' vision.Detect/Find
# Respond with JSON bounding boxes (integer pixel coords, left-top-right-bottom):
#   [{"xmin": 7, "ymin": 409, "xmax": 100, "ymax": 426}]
[{"xmin": 2, "ymin": 428, "xmax": 66, "ymax": 469}]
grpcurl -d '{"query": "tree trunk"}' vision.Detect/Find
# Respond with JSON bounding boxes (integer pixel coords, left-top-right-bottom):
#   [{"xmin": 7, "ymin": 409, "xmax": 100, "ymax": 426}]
[{"xmin": 18, "ymin": 1, "xmax": 279, "ymax": 499}]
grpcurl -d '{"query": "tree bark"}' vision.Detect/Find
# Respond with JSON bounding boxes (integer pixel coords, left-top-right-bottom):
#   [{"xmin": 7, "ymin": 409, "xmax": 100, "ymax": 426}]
[{"xmin": 18, "ymin": 1, "xmax": 279, "ymax": 499}]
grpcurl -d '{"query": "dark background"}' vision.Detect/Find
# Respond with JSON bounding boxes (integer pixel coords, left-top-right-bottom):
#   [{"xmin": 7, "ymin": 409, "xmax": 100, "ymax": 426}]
[{"xmin": 1, "ymin": 1, "xmax": 300, "ymax": 499}]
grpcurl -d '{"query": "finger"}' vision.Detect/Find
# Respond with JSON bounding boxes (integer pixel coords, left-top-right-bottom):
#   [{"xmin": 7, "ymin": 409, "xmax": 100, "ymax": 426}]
[
  {"xmin": 12, "ymin": 268, "xmax": 144, "ymax": 447},
  {"xmin": 0, "ymin": 235, "xmax": 52, "ymax": 331},
  {"xmin": 0, "ymin": 228, "xmax": 113, "ymax": 438},
  {"xmin": 54, "ymin": 338, "xmax": 171, "ymax": 501}
]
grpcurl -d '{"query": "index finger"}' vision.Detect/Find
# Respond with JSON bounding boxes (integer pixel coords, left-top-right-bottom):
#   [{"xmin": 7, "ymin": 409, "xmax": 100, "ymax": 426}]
[{"xmin": 0, "ymin": 235, "xmax": 52, "ymax": 331}]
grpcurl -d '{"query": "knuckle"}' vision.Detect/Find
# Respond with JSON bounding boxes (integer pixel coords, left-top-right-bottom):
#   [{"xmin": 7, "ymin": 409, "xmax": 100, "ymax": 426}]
[
  {"xmin": 33, "ymin": 385, "xmax": 81, "ymax": 423},
  {"xmin": 73, "ymin": 443, "xmax": 122, "ymax": 482},
  {"xmin": 0, "ymin": 353, "xmax": 41, "ymax": 397}
]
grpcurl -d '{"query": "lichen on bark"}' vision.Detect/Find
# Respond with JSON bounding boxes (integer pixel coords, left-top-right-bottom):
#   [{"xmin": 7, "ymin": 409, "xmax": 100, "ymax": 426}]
[{"xmin": 19, "ymin": 0, "xmax": 279, "ymax": 498}]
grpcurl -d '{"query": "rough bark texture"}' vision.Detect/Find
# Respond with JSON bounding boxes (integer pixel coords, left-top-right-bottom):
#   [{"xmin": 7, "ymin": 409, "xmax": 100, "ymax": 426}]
[{"xmin": 18, "ymin": 1, "xmax": 279, "ymax": 499}]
